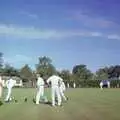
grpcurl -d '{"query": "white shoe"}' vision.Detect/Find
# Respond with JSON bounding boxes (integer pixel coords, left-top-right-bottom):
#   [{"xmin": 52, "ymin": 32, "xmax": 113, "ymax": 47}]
[
  {"xmin": 52, "ymin": 104, "xmax": 55, "ymax": 107},
  {"xmin": 58, "ymin": 104, "xmax": 62, "ymax": 107}
]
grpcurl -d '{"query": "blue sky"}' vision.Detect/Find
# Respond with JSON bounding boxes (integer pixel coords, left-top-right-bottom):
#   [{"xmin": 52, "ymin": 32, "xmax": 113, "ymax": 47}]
[{"xmin": 0, "ymin": 0, "xmax": 120, "ymax": 72}]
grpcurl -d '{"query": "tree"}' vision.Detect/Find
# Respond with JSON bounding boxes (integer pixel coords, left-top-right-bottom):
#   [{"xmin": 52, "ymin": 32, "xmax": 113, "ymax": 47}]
[
  {"xmin": 39, "ymin": 56, "xmax": 52, "ymax": 66},
  {"xmin": 95, "ymin": 67, "xmax": 109, "ymax": 80},
  {"xmin": 114, "ymin": 65, "xmax": 120, "ymax": 79},
  {"xmin": 2, "ymin": 63, "xmax": 19, "ymax": 76},
  {"xmin": 72, "ymin": 65, "xmax": 86, "ymax": 74},
  {"xmin": 0, "ymin": 52, "xmax": 4, "ymax": 73},
  {"xmin": 0, "ymin": 52, "xmax": 3, "ymax": 68},
  {"xmin": 36, "ymin": 56, "xmax": 56, "ymax": 79},
  {"xmin": 108, "ymin": 65, "xmax": 120, "ymax": 80},
  {"xmin": 72, "ymin": 64, "xmax": 93, "ymax": 87},
  {"xmin": 19, "ymin": 64, "xmax": 33, "ymax": 83},
  {"xmin": 59, "ymin": 69, "xmax": 72, "ymax": 84},
  {"xmin": 72, "ymin": 64, "xmax": 93, "ymax": 80}
]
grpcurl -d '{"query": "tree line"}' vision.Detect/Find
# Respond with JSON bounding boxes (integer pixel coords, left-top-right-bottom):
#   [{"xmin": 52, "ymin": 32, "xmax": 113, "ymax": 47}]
[{"xmin": 0, "ymin": 52, "xmax": 120, "ymax": 88}]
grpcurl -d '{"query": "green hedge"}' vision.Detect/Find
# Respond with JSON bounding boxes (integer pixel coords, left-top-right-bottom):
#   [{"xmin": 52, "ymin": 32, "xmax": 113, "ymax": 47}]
[{"xmin": 66, "ymin": 80, "xmax": 120, "ymax": 88}]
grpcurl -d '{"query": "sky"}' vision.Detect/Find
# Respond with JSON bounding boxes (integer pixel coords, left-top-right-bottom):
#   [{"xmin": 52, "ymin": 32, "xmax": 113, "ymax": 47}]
[{"xmin": 0, "ymin": 0, "xmax": 120, "ymax": 72}]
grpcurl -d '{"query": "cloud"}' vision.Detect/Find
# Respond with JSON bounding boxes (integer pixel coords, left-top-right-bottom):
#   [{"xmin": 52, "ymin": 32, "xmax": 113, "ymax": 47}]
[
  {"xmin": 0, "ymin": 24, "xmax": 103, "ymax": 39},
  {"xmin": 70, "ymin": 11, "xmax": 117, "ymax": 28},
  {"xmin": 0, "ymin": 24, "xmax": 59, "ymax": 39},
  {"xmin": 89, "ymin": 32, "xmax": 103, "ymax": 37},
  {"xmin": 64, "ymin": 31, "xmax": 103, "ymax": 37},
  {"xmin": 0, "ymin": 24, "xmax": 120, "ymax": 40},
  {"xmin": 107, "ymin": 34, "xmax": 120, "ymax": 40},
  {"xmin": 20, "ymin": 11, "xmax": 38, "ymax": 19}
]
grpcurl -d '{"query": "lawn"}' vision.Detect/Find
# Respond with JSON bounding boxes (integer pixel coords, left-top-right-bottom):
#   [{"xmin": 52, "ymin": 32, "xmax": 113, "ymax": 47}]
[{"xmin": 0, "ymin": 88, "xmax": 120, "ymax": 120}]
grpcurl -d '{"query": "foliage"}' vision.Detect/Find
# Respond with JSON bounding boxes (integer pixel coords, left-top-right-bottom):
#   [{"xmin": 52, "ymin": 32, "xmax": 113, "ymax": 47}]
[
  {"xmin": 36, "ymin": 56, "xmax": 56, "ymax": 79},
  {"xmin": 19, "ymin": 64, "xmax": 33, "ymax": 82}
]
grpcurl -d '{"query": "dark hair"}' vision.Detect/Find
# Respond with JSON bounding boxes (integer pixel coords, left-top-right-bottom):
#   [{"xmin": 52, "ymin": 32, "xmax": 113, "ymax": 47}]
[{"xmin": 40, "ymin": 74, "xmax": 44, "ymax": 77}]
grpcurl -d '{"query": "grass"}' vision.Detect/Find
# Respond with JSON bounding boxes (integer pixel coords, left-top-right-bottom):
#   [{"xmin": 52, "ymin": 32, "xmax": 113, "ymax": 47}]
[{"xmin": 0, "ymin": 88, "xmax": 120, "ymax": 120}]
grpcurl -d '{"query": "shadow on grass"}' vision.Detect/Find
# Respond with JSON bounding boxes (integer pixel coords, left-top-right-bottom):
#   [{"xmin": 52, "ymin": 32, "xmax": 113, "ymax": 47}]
[
  {"xmin": 32, "ymin": 98, "xmax": 52, "ymax": 106},
  {"xmin": 0, "ymin": 101, "xmax": 3, "ymax": 106}
]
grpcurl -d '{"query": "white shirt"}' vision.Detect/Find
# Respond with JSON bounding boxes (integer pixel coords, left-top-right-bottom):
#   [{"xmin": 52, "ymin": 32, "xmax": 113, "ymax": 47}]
[
  {"xmin": 0, "ymin": 76, "xmax": 3, "ymax": 87},
  {"xmin": 36, "ymin": 77, "xmax": 44, "ymax": 86},
  {"xmin": 47, "ymin": 75, "xmax": 63, "ymax": 86},
  {"xmin": 6, "ymin": 79, "xmax": 16, "ymax": 88}
]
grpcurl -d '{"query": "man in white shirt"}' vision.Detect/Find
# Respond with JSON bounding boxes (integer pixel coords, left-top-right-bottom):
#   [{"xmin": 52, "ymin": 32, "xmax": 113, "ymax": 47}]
[
  {"xmin": 47, "ymin": 74, "xmax": 62, "ymax": 107},
  {"xmin": 59, "ymin": 81, "xmax": 67, "ymax": 101},
  {"xmin": 36, "ymin": 74, "xmax": 45, "ymax": 104},
  {"xmin": 0, "ymin": 76, "xmax": 3, "ymax": 98},
  {"xmin": 0, "ymin": 75, "xmax": 4, "ymax": 105},
  {"xmin": 67, "ymin": 83, "xmax": 69, "ymax": 88},
  {"xmin": 5, "ymin": 77, "xmax": 16, "ymax": 102},
  {"xmin": 73, "ymin": 82, "xmax": 76, "ymax": 88}
]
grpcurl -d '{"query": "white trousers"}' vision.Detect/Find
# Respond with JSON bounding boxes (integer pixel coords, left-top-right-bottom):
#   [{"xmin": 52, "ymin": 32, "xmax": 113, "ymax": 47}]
[
  {"xmin": 5, "ymin": 87, "xmax": 12, "ymax": 101},
  {"xmin": 51, "ymin": 86, "xmax": 61, "ymax": 106},
  {"xmin": 36, "ymin": 86, "xmax": 44, "ymax": 104},
  {"xmin": 73, "ymin": 84, "xmax": 76, "ymax": 88},
  {"xmin": 67, "ymin": 84, "xmax": 69, "ymax": 88},
  {"xmin": 107, "ymin": 82, "xmax": 110, "ymax": 88},
  {"xmin": 0, "ymin": 86, "xmax": 2, "ymax": 98},
  {"xmin": 60, "ymin": 88, "xmax": 67, "ymax": 101}
]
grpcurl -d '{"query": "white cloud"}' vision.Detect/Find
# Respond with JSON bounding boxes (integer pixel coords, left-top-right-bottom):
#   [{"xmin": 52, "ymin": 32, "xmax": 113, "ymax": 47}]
[
  {"xmin": 90, "ymin": 32, "xmax": 103, "ymax": 37},
  {"xmin": 107, "ymin": 34, "xmax": 120, "ymax": 40},
  {"xmin": 0, "ymin": 24, "xmax": 59, "ymax": 39},
  {"xmin": 20, "ymin": 11, "xmax": 38, "ymax": 19},
  {"xmin": 0, "ymin": 24, "xmax": 120, "ymax": 40},
  {"xmin": 0, "ymin": 25, "xmax": 103, "ymax": 39},
  {"xmin": 70, "ymin": 11, "xmax": 117, "ymax": 28}
]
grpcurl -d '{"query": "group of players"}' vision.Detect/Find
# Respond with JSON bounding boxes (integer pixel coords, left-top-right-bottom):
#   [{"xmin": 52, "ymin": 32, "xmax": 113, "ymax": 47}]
[
  {"xmin": 35, "ymin": 74, "xmax": 68, "ymax": 106},
  {"xmin": 0, "ymin": 73, "xmax": 68, "ymax": 107},
  {"xmin": 99, "ymin": 80, "xmax": 110, "ymax": 90},
  {"xmin": 0, "ymin": 73, "xmax": 111, "ymax": 107}
]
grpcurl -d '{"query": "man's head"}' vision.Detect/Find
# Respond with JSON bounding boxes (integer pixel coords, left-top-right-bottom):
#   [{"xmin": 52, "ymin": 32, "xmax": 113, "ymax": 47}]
[
  {"xmin": 40, "ymin": 74, "xmax": 44, "ymax": 78},
  {"xmin": 36, "ymin": 74, "xmax": 40, "ymax": 78},
  {"xmin": 9, "ymin": 76, "xmax": 12, "ymax": 79},
  {"xmin": 37, "ymin": 73, "xmax": 44, "ymax": 78},
  {"xmin": 53, "ymin": 71, "xmax": 59, "ymax": 76}
]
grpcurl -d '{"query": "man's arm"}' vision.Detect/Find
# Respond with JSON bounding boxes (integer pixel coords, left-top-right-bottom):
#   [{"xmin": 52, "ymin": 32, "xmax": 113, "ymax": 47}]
[
  {"xmin": 6, "ymin": 80, "xmax": 9, "ymax": 86},
  {"xmin": 58, "ymin": 77, "xmax": 63, "ymax": 87},
  {"xmin": 46, "ymin": 77, "xmax": 52, "ymax": 87},
  {"xmin": 0, "ymin": 80, "xmax": 3, "ymax": 87},
  {"xmin": 46, "ymin": 77, "xmax": 51, "ymax": 84}
]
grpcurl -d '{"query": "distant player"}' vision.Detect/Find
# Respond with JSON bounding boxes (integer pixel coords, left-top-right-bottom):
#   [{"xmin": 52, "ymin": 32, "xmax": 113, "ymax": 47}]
[
  {"xmin": 5, "ymin": 77, "xmax": 16, "ymax": 102},
  {"xmin": 0, "ymin": 76, "xmax": 3, "ymax": 98},
  {"xmin": 0, "ymin": 75, "xmax": 3, "ymax": 106},
  {"xmin": 100, "ymin": 80, "xmax": 110, "ymax": 90},
  {"xmin": 73, "ymin": 82, "xmax": 76, "ymax": 88},
  {"xmin": 67, "ymin": 83, "xmax": 69, "ymax": 88}
]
